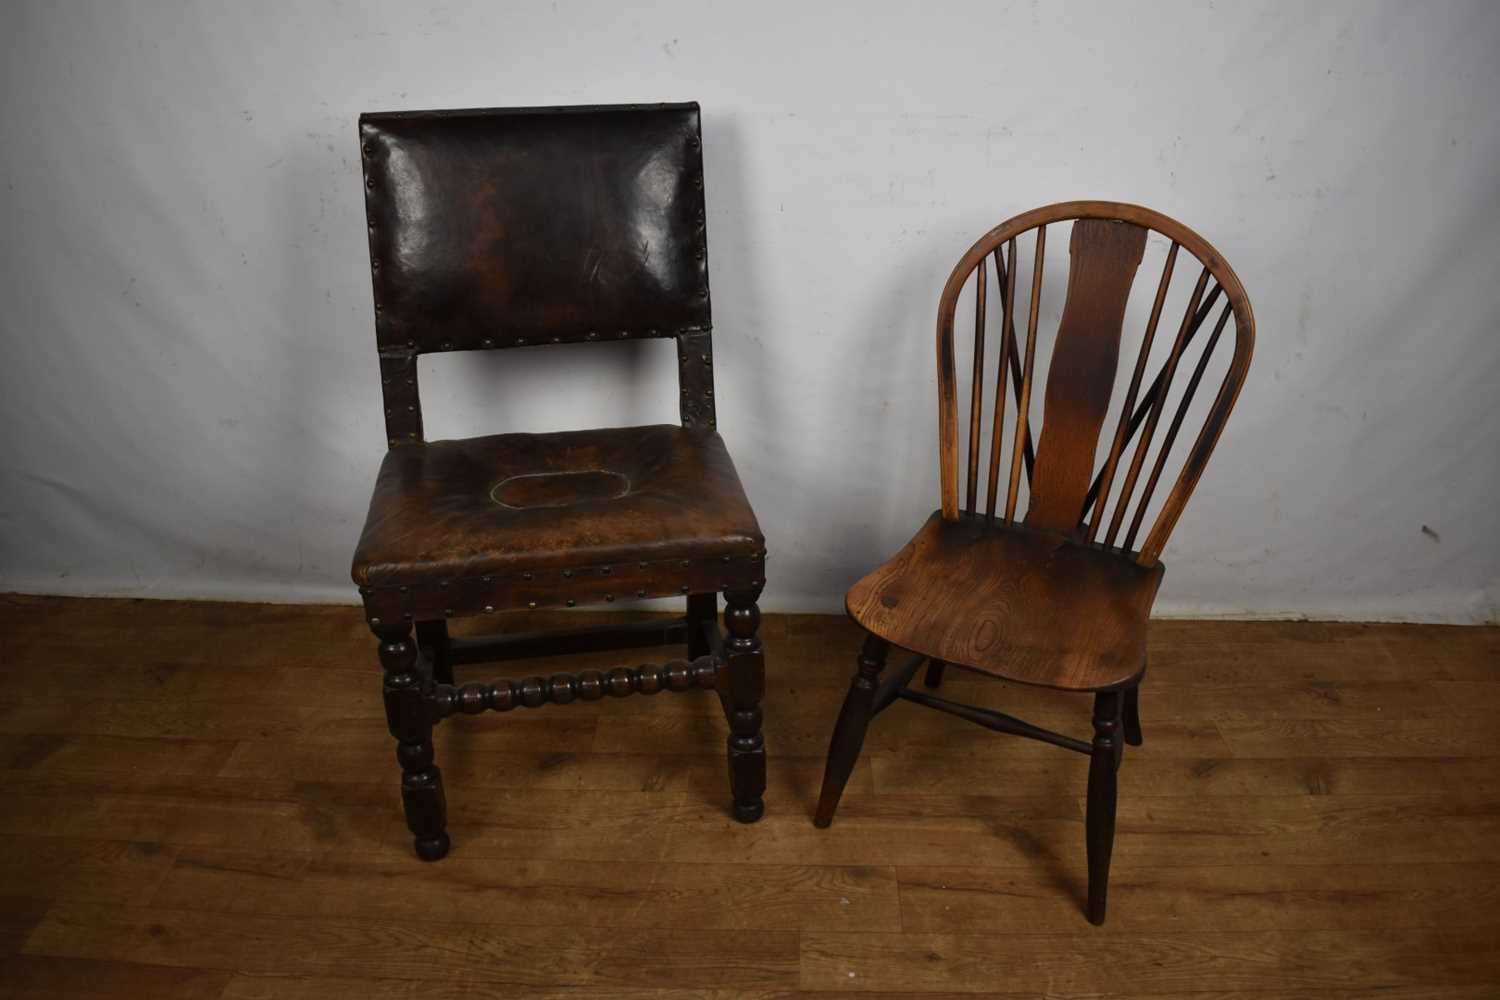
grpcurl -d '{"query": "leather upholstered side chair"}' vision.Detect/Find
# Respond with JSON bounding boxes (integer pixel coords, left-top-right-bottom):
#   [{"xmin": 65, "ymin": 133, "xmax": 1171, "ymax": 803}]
[
  {"xmin": 814, "ymin": 201, "xmax": 1254, "ymax": 924},
  {"xmin": 350, "ymin": 103, "xmax": 767, "ymax": 861}
]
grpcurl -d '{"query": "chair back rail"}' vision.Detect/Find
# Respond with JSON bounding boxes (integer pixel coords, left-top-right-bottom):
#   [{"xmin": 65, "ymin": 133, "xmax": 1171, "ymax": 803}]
[{"xmin": 935, "ymin": 201, "xmax": 1254, "ymax": 566}]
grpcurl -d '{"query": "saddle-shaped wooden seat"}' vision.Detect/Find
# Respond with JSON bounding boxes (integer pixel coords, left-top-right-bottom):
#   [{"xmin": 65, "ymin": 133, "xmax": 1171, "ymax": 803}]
[{"xmin": 846, "ymin": 512, "xmax": 1162, "ymax": 692}]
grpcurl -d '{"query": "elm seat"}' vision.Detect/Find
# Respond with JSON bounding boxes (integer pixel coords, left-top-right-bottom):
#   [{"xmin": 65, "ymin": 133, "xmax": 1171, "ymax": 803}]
[
  {"xmin": 352, "ymin": 424, "xmax": 763, "ymax": 587},
  {"xmin": 845, "ymin": 512, "xmax": 1163, "ymax": 692}
]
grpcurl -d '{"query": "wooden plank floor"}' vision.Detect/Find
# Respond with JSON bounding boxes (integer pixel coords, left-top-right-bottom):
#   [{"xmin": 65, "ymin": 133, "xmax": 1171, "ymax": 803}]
[{"xmin": 1, "ymin": 593, "xmax": 1497, "ymax": 998}]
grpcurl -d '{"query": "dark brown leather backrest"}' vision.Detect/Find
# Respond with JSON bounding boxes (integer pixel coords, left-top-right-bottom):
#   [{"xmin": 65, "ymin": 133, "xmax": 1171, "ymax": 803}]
[{"xmin": 359, "ymin": 103, "xmax": 717, "ymax": 445}]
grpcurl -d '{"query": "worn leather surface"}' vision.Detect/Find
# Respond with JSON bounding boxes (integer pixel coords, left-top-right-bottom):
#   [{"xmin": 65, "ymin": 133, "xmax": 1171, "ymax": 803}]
[
  {"xmin": 846, "ymin": 512, "xmax": 1163, "ymax": 691},
  {"xmin": 360, "ymin": 103, "xmax": 710, "ymax": 351},
  {"xmin": 352, "ymin": 425, "xmax": 762, "ymax": 587}
]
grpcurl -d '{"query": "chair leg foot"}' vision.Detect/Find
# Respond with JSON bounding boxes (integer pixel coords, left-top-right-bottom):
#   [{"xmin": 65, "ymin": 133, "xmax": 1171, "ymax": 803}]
[
  {"xmin": 414, "ymin": 832, "xmax": 451, "ymax": 862},
  {"xmin": 1086, "ymin": 690, "xmax": 1121, "ymax": 925},
  {"xmin": 723, "ymin": 587, "xmax": 766, "ymax": 823},
  {"xmin": 814, "ymin": 633, "xmax": 889, "ymax": 828},
  {"xmin": 377, "ymin": 622, "xmax": 451, "ymax": 862},
  {"xmin": 923, "ymin": 658, "xmax": 947, "ymax": 689},
  {"xmin": 1123, "ymin": 684, "xmax": 1143, "ymax": 747}
]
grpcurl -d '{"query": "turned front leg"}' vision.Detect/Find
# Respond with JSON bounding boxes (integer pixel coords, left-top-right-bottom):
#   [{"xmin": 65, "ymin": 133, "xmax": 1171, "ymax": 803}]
[
  {"xmin": 374, "ymin": 621, "xmax": 449, "ymax": 861},
  {"xmin": 722, "ymin": 586, "xmax": 766, "ymax": 823},
  {"xmin": 1086, "ymin": 689, "xmax": 1122, "ymax": 924}
]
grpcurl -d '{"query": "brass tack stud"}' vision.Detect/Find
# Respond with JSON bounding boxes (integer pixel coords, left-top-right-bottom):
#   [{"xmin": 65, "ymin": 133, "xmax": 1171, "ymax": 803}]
[
  {"xmin": 483, "ymin": 605, "xmax": 494, "ymax": 613},
  {"xmin": 406, "ymin": 404, "xmax": 415, "ymax": 412},
  {"xmin": 565, "ymin": 599, "xmax": 576, "ymax": 607},
  {"xmin": 517, "ymin": 338, "xmax": 529, "ymax": 346},
  {"xmin": 522, "ymin": 571, "xmax": 533, "ymax": 580},
  {"xmin": 550, "ymin": 336, "xmax": 561, "ymax": 344},
  {"xmin": 562, "ymin": 569, "xmax": 573, "ymax": 579},
  {"xmin": 604, "ymin": 594, "xmax": 614, "ymax": 602},
  {"xmin": 482, "ymin": 338, "xmax": 494, "ymax": 348},
  {"xmin": 366, "ymin": 178, "xmax": 375, "ymax": 189},
  {"xmin": 679, "ymin": 586, "xmax": 690, "ymax": 594},
  {"xmin": 369, "ymin": 617, "xmax": 382, "ymax": 625},
  {"xmin": 601, "ymin": 566, "xmax": 611, "ymax": 575},
  {"xmin": 636, "ymin": 589, "xmax": 646, "ymax": 598},
  {"xmin": 527, "ymin": 601, "xmax": 537, "ymax": 609},
  {"xmin": 443, "ymin": 608, "xmax": 454, "ymax": 616}
]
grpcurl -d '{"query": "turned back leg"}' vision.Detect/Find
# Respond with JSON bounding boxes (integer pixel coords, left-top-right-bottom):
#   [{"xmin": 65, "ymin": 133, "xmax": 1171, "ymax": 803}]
[{"xmin": 722, "ymin": 586, "xmax": 766, "ymax": 823}]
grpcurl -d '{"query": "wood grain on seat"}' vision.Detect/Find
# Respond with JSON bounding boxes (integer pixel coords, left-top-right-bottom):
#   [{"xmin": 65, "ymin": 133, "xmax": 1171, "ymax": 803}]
[{"xmin": 846, "ymin": 512, "xmax": 1162, "ymax": 691}]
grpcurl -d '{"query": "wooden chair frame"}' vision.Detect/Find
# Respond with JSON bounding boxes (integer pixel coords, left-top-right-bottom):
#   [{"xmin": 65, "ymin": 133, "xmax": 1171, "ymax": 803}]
[
  {"xmin": 816, "ymin": 201, "xmax": 1255, "ymax": 924},
  {"xmin": 351, "ymin": 104, "xmax": 767, "ymax": 861}
]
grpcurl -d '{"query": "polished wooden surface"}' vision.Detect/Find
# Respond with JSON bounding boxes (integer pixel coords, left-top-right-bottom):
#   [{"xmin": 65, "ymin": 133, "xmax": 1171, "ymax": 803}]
[{"xmin": 3, "ymin": 593, "xmax": 1498, "ymax": 997}]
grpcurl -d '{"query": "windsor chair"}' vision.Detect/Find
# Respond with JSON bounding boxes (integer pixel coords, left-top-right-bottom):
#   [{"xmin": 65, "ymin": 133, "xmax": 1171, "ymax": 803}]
[
  {"xmin": 814, "ymin": 201, "xmax": 1254, "ymax": 924},
  {"xmin": 350, "ymin": 103, "xmax": 767, "ymax": 861}
]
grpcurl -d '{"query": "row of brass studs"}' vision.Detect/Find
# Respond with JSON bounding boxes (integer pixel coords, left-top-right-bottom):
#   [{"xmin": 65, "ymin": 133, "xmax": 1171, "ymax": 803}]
[
  {"xmin": 372, "ymin": 328, "xmax": 700, "ymax": 352},
  {"xmin": 428, "ymin": 656, "xmax": 719, "ymax": 718}
]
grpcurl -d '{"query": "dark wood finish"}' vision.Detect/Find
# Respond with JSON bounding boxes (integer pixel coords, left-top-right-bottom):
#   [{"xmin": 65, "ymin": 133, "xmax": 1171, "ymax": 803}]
[
  {"xmin": 1027, "ymin": 219, "xmax": 1146, "ymax": 531},
  {"xmin": 1087, "ymin": 689, "xmax": 1123, "ymax": 924},
  {"xmin": 824, "ymin": 201, "xmax": 1256, "ymax": 924},
  {"xmin": 847, "ymin": 511, "xmax": 1163, "ymax": 691},
  {"xmin": 1123, "ymin": 681, "xmax": 1144, "ymax": 746},
  {"xmin": 3, "ymin": 597, "xmax": 1499, "ymax": 996},
  {"xmin": 922, "ymin": 657, "xmax": 947, "ymax": 689},
  {"xmin": 723, "ymin": 586, "xmax": 767, "ymax": 822},
  {"xmin": 351, "ymin": 103, "xmax": 768, "ymax": 856},
  {"xmin": 375, "ymin": 621, "xmax": 449, "ymax": 861},
  {"xmin": 813, "ymin": 633, "xmax": 890, "ymax": 828}
]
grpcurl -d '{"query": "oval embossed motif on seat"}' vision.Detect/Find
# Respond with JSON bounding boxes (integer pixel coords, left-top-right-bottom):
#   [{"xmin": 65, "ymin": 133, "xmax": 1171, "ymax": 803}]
[{"xmin": 489, "ymin": 470, "xmax": 631, "ymax": 510}]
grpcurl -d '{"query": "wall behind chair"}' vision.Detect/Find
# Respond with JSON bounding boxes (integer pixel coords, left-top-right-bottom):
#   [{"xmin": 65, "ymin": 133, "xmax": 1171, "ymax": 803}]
[{"xmin": 2, "ymin": 1, "xmax": 1497, "ymax": 621}]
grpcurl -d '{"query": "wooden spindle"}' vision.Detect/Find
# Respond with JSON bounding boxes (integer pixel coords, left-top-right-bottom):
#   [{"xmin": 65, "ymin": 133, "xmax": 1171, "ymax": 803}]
[
  {"xmin": 1104, "ymin": 266, "xmax": 1209, "ymax": 548},
  {"xmin": 1081, "ymin": 283, "xmax": 1223, "ymax": 520},
  {"xmin": 1004, "ymin": 225, "xmax": 1046, "ymax": 523},
  {"xmin": 984, "ymin": 240, "xmax": 1017, "ymax": 518},
  {"xmin": 965, "ymin": 257, "xmax": 988, "ymax": 514},
  {"xmin": 1122, "ymin": 300, "xmax": 1233, "ymax": 551},
  {"xmin": 1086, "ymin": 242, "xmax": 1179, "ymax": 541}
]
